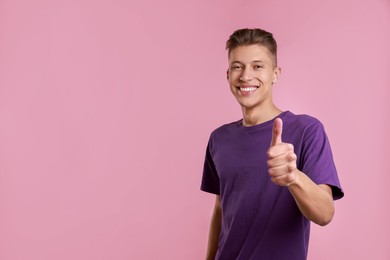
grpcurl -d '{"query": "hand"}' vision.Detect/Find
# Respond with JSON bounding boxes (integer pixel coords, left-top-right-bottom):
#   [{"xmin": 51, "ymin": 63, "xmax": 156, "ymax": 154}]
[{"xmin": 267, "ymin": 118, "xmax": 298, "ymax": 186}]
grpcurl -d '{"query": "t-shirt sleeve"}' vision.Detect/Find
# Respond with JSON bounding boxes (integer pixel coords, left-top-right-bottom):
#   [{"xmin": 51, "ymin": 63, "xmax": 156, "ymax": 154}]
[
  {"xmin": 300, "ymin": 121, "xmax": 344, "ymax": 200},
  {"xmin": 200, "ymin": 138, "xmax": 220, "ymax": 195}
]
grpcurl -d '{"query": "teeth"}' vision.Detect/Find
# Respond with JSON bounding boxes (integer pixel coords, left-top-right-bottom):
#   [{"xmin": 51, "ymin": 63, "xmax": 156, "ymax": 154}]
[{"xmin": 240, "ymin": 87, "xmax": 257, "ymax": 92}]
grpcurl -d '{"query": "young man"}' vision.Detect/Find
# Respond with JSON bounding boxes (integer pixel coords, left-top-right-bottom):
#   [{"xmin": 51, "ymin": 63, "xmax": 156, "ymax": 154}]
[{"xmin": 201, "ymin": 28, "xmax": 344, "ymax": 260}]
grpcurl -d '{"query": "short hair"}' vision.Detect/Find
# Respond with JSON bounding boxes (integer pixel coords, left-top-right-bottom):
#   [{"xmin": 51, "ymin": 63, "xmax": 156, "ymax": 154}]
[{"xmin": 226, "ymin": 28, "xmax": 278, "ymax": 66}]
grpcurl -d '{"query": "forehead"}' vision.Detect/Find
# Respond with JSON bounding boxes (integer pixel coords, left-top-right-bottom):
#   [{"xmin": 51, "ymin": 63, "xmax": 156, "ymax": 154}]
[{"xmin": 228, "ymin": 44, "xmax": 274, "ymax": 64}]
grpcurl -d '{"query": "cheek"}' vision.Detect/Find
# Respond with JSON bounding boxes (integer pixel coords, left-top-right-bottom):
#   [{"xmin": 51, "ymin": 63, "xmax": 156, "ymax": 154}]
[
  {"xmin": 229, "ymin": 80, "xmax": 236, "ymax": 90},
  {"xmin": 228, "ymin": 73, "xmax": 238, "ymax": 84},
  {"xmin": 255, "ymin": 73, "xmax": 273, "ymax": 84}
]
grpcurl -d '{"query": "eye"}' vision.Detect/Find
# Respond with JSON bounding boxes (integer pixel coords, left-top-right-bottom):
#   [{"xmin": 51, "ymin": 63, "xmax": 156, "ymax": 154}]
[
  {"xmin": 254, "ymin": 65, "xmax": 263, "ymax": 70},
  {"xmin": 230, "ymin": 65, "xmax": 243, "ymax": 70}
]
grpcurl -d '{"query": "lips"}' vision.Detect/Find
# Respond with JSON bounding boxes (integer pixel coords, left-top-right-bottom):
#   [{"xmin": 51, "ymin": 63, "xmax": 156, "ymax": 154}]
[{"xmin": 237, "ymin": 85, "xmax": 259, "ymax": 93}]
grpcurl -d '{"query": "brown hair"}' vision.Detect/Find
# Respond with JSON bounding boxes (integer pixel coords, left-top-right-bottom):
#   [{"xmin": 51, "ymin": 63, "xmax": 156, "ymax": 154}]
[{"xmin": 226, "ymin": 28, "xmax": 278, "ymax": 66}]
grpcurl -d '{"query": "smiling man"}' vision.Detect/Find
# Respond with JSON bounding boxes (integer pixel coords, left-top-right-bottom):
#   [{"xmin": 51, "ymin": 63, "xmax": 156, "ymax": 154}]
[{"xmin": 201, "ymin": 28, "xmax": 344, "ymax": 260}]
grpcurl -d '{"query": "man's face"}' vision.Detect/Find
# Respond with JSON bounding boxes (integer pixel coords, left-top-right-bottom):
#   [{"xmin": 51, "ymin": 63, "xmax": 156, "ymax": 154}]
[{"xmin": 227, "ymin": 44, "xmax": 280, "ymax": 110}]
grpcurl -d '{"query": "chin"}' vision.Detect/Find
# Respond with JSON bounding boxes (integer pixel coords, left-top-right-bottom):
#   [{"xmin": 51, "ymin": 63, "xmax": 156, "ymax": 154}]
[{"xmin": 237, "ymin": 101, "xmax": 260, "ymax": 110}]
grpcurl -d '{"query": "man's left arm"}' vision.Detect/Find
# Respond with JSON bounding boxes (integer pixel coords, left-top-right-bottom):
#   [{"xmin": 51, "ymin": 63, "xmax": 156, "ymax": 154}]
[
  {"xmin": 288, "ymin": 171, "xmax": 334, "ymax": 226},
  {"xmin": 267, "ymin": 118, "xmax": 335, "ymax": 226}
]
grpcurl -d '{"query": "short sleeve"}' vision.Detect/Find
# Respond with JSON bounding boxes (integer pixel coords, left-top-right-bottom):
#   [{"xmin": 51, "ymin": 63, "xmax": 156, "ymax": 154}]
[
  {"xmin": 200, "ymin": 139, "xmax": 220, "ymax": 195},
  {"xmin": 300, "ymin": 121, "xmax": 344, "ymax": 200}
]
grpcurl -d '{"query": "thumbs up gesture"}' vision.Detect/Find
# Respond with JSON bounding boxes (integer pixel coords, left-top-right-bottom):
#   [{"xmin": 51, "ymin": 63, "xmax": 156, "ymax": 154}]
[{"xmin": 267, "ymin": 118, "xmax": 298, "ymax": 186}]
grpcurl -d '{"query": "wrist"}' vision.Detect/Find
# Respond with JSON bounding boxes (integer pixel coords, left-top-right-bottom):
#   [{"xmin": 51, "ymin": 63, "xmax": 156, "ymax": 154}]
[{"xmin": 287, "ymin": 169, "xmax": 302, "ymax": 188}]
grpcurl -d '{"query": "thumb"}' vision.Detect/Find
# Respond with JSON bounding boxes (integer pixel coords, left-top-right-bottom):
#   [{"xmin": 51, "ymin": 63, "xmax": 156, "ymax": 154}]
[{"xmin": 270, "ymin": 118, "xmax": 283, "ymax": 147}]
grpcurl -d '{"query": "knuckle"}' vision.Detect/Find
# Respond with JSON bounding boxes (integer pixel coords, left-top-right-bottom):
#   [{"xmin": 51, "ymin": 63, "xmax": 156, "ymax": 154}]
[
  {"xmin": 292, "ymin": 153, "xmax": 297, "ymax": 160},
  {"xmin": 287, "ymin": 162, "xmax": 296, "ymax": 171},
  {"xmin": 267, "ymin": 148, "xmax": 276, "ymax": 158},
  {"xmin": 269, "ymin": 167, "xmax": 281, "ymax": 176},
  {"xmin": 288, "ymin": 152, "xmax": 297, "ymax": 161}
]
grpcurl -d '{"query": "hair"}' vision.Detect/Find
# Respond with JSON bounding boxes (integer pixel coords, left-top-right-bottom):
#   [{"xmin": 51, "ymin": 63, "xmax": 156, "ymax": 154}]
[{"xmin": 226, "ymin": 28, "xmax": 278, "ymax": 66}]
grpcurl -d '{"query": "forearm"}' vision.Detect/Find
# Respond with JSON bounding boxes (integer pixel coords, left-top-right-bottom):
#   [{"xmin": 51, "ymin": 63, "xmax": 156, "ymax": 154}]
[
  {"xmin": 288, "ymin": 170, "xmax": 334, "ymax": 226},
  {"xmin": 206, "ymin": 197, "xmax": 222, "ymax": 260}
]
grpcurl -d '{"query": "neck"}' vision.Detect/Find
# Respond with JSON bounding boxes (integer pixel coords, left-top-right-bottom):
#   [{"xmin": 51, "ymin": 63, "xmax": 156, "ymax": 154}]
[{"xmin": 241, "ymin": 105, "xmax": 282, "ymax": 126}]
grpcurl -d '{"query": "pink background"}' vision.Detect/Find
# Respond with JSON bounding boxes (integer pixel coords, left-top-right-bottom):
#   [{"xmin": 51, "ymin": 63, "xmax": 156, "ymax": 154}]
[{"xmin": 0, "ymin": 0, "xmax": 389, "ymax": 259}]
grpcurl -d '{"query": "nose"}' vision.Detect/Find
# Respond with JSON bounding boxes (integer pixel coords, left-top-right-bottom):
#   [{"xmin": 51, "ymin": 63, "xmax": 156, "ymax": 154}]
[{"xmin": 239, "ymin": 67, "xmax": 253, "ymax": 82}]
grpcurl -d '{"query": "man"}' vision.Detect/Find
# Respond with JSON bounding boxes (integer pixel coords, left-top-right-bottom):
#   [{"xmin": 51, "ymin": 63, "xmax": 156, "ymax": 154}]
[{"xmin": 201, "ymin": 28, "xmax": 344, "ymax": 260}]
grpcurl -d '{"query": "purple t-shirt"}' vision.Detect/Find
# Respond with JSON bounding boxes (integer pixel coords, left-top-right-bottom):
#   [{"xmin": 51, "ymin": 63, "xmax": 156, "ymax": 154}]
[{"xmin": 201, "ymin": 111, "xmax": 344, "ymax": 260}]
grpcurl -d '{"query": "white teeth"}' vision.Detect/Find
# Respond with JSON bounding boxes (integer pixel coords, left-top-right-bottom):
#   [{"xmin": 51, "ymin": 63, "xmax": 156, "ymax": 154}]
[{"xmin": 240, "ymin": 87, "xmax": 257, "ymax": 92}]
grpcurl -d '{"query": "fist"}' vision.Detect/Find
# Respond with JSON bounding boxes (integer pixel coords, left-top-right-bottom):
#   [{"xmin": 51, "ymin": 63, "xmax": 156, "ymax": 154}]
[{"xmin": 267, "ymin": 118, "xmax": 298, "ymax": 186}]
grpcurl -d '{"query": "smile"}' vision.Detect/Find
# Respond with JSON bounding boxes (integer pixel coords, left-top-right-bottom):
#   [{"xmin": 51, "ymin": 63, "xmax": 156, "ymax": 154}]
[
  {"xmin": 237, "ymin": 85, "xmax": 259, "ymax": 92},
  {"xmin": 240, "ymin": 87, "xmax": 257, "ymax": 92}
]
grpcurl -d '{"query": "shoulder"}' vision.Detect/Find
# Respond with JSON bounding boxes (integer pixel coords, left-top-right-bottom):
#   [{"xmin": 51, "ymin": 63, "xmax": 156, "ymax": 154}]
[
  {"xmin": 210, "ymin": 120, "xmax": 241, "ymax": 138},
  {"xmin": 207, "ymin": 120, "xmax": 242, "ymax": 151},
  {"xmin": 283, "ymin": 111, "xmax": 325, "ymax": 132},
  {"xmin": 281, "ymin": 112, "xmax": 329, "ymax": 144}
]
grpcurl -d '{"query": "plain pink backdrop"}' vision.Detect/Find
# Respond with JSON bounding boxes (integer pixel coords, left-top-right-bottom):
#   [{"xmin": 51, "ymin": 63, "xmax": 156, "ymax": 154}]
[{"xmin": 0, "ymin": 0, "xmax": 389, "ymax": 259}]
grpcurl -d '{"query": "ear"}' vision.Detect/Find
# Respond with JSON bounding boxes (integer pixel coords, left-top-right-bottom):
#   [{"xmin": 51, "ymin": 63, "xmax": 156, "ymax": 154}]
[{"xmin": 272, "ymin": 66, "xmax": 281, "ymax": 84}]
